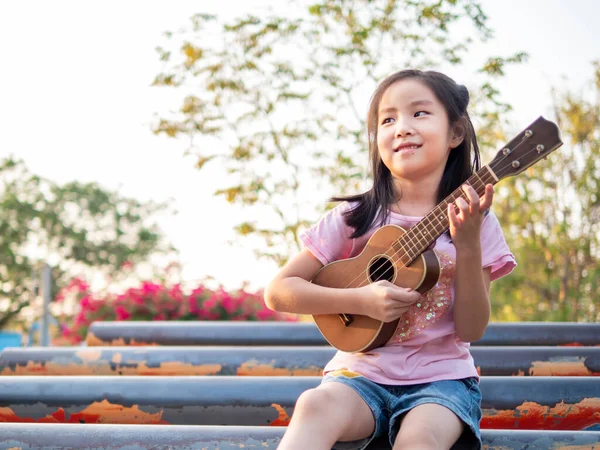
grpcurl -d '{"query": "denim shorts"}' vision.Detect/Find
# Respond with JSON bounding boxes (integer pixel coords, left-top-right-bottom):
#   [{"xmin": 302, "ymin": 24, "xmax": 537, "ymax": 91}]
[{"xmin": 321, "ymin": 371, "xmax": 482, "ymax": 450}]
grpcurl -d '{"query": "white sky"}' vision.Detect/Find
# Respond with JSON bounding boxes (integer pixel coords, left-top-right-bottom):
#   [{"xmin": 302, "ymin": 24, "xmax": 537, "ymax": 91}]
[{"xmin": 0, "ymin": 0, "xmax": 598, "ymax": 291}]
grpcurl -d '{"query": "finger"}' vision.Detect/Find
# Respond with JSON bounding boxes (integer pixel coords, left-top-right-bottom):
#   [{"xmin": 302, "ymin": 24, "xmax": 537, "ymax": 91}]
[
  {"xmin": 393, "ymin": 290, "xmax": 420, "ymax": 304},
  {"xmin": 455, "ymin": 197, "xmax": 469, "ymax": 219},
  {"xmin": 448, "ymin": 203, "xmax": 459, "ymax": 229},
  {"xmin": 462, "ymin": 184, "xmax": 480, "ymax": 215},
  {"xmin": 480, "ymin": 184, "xmax": 494, "ymax": 211}
]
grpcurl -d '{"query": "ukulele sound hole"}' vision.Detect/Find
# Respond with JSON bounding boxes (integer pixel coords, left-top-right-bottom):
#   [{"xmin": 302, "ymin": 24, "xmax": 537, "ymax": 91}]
[{"xmin": 368, "ymin": 256, "xmax": 395, "ymax": 283}]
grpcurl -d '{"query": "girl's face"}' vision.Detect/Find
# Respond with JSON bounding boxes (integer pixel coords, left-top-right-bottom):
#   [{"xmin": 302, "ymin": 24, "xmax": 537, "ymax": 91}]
[{"xmin": 376, "ymin": 78, "xmax": 463, "ymax": 184}]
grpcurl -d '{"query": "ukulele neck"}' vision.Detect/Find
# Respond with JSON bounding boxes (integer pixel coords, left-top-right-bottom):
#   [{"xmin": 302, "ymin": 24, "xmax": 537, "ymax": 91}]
[{"xmin": 395, "ymin": 165, "xmax": 499, "ymax": 265}]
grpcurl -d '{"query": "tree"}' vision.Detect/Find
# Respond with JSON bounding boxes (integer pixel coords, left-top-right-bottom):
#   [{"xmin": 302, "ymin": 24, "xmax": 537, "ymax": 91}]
[
  {"xmin": 490, "ymin": 62, "xmax": 600, "ymax": 322},
  {"xmin": 0, "ymin": 157, "xmax": 176, "ymax": 329},
  {"xmin": 152, "ymin": 0, "xmax": 526, "ymax": 266}
]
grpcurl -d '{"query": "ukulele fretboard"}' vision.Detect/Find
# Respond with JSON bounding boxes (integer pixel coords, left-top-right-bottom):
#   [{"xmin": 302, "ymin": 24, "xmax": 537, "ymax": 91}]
[{"xmin": 394, "ymin": 165, "xmax": 498, "ymax": 265}]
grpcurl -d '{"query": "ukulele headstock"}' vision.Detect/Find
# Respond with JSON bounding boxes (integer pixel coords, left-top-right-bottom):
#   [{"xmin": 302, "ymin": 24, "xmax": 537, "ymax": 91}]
[{"xmin": 488, "ymin": 116, "xmax": 563, "ymax": 180}]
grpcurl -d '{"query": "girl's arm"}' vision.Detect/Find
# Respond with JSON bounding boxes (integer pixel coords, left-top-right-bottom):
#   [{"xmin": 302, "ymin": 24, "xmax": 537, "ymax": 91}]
[
  {"xmin": 264, "ymin": 249, "xmax": 421, "ymax": 320},
  {"xmin": 264, "ymin": 249, "xmax": 368, "ymax": 315},
  {"xmin": 448, "ymin": 183, "xmax": 495, "ymax": 342},
  {"xmin": 453, "ymin": 247, "xmax": 492, "ymax": 342}
]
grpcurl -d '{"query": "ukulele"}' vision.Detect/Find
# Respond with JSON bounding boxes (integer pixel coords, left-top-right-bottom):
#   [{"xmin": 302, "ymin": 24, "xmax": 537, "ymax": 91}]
[{"xmin": 311, "ymin": 116, "xmax": 563, "ymax": 353}]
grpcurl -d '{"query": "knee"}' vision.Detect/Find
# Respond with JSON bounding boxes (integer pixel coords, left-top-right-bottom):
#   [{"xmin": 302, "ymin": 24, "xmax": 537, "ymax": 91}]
[
  {"xmin": 294, "ymin": 388, "xmax": 334, "ymax": 417},
  {"xmin": 394, "ymin": 426, "xmax": 441, "ymax": 450}
]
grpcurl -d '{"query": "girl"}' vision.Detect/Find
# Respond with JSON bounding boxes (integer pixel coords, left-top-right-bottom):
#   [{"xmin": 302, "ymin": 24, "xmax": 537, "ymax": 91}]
[{"xmin": 264, "ymin": 69, "xmax": 516, "ymax": 450}]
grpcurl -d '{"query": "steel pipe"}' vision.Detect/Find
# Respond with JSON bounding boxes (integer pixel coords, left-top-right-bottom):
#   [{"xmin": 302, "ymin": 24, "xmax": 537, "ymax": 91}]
[
  {"xmin": 86, "ymin": 321, "xmax": 600, "ymax": 347},
  {"xmin": 2, "ymin": 346, "xmax": 599, "ymax": 377},
  {"xmin": 0, "ymin": 424, "xmax": 599, "ymax": 449},
  {"xmin": 0, "ymin": 376, "xmax": 597, "ymax": 430},
  {"xmin": 0, "ymin": 423, "xmax": 600, "ymax": 450}
]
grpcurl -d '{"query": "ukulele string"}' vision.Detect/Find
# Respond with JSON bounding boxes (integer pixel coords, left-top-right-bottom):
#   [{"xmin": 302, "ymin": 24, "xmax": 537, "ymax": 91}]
[
  {"xmin": 489, "ymin": 142, "xmax": 549, "ymax": 179},
  {"xmin": 341, "ymin": 138, "xmax": 541, "ymax": 290},
  {"xmin": 341, "ymin": 170, "xmax": 493, "ymax": 290},
  {"xmin": 382, "ymin": 138, "xmax": 545, "ymax": 274},
  {"xmin": 372, "ymin": 140, "xmax": 545, "ymax": 287},
  {"xmin": 339, "ymin": 179, "xmax": 484, "ymax": 290}
]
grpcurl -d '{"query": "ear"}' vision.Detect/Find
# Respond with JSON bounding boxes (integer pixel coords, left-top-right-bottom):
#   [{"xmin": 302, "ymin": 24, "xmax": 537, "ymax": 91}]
[{"xmin": 449, "ymin": 121, "xmax": 466, "ymax": 149}]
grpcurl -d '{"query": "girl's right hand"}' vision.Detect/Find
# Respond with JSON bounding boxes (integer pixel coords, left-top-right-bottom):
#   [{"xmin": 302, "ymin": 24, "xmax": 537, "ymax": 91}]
[{"xmin": 356, "ymin": 280, "xmax": 422, "ymax": 322}]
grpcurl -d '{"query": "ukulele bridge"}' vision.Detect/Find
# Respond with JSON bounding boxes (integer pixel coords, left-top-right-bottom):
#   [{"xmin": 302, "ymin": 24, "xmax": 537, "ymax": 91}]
[{"xmin": 339, "ymin": 313, "xmax": 354, "ymax": 327}]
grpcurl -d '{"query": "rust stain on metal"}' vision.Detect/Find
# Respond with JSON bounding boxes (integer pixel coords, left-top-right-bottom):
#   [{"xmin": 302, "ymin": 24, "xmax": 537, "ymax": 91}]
[
  {"xmin": 237, "ymin": 361, "xmax": 321, "ymax": 376},
  {"xmin": 0, "ymin": 361, "xmax": 103, "ymax": 376},
  {"xmin": 0, "ymin": 400, "xmax": 168, "ymax": 424},
  {"xmin": 481, "ymin": 398, "xmax": 600, "ymax": 430},
  {"xmin": 269, "ymin": 403, "xmax": 290, "ymax": 426},
  {"xmin": 0, "ymin": 361, "xmax": 48, "ymax": 375},
  {"xmin": 553, "ymin": 446, "xmax": 600, "ymax": 450},
  {"xmin": 528, "ymin": 360, "xmax": 600, "ymax": 376},
  {"xmin": 0, "ymin": 359, "xmax": 222, "ymax": 376},
  {"xmin": 75, "ymin": 350, "xmax": 102, "ymax": 362},
  {"xmin": 86, "ymin": 332, "xmax": 158, "ymax": 347},
  {"xmin": 71, "ymin": 399, "xmax": 168, "ymax": 424},
  {"xmin": 117, "ymin": 361, "xmax": 223, "ymax": 376}
]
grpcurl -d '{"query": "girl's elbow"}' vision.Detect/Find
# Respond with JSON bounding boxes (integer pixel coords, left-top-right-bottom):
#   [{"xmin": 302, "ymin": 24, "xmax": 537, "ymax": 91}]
[
  {"xmin": 457, "ymin": 331, "xmax": 484, "ymax": 343},
  {"xmin": 263, "ymin": 281, "xmax": 281, "ymax": 311},
  {"xmin": 456, "ymin": 325, "xmax": 486, "ymax": 343}
]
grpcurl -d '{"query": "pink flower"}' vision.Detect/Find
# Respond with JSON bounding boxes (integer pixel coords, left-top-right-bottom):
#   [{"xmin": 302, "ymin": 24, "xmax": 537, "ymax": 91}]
[
  {"xmin": 189, "ymin": 296, "xmax": 199, "ymax": 314},
  {"xmin": 256, "ymin": 308, "xmax": 276, "ymax": 320},
  {"xmin": 220, "ymin": 292, "xmax": 237, "ymax": 314},
  {"xmin": 169, "ymin": 284, "xmax": 182, "ymax": 295},
  {"xmin": 115, "ymin": 306, "xmax": 131, "ymax": 320},
  {"xmin": 80, "ymin": 295, "xmax": 91, "ymax": 309},
  {"xmin": 74, "ymin": 312, "xmax": 87, "ymax": 326},
  {"xmin": 68, "ymin": 278, "xmax": 90, "ymax": 292},
  {"xmin": 142, "ymin": 282, "xmax": 161, "ymax": 296},
  {"xmin": 203, "ymin": 295, "xmax": 217, "ymax": 310},
  {"xmin": 190, "ymin": 286, "xmax": 205, "ymax": 297}
]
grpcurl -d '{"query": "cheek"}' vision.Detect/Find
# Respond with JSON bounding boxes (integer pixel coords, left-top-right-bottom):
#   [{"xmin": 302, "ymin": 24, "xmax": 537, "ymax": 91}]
[{"xmin": 377, "ymin": 128, "xmax": 392, "ymax": 147}]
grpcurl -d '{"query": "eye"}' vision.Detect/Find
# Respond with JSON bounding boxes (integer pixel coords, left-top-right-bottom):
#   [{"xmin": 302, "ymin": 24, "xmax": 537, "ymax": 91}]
[
  {"xmin": 381, "ymin": 117, "xmax": 395, "ymax": 125},
  {"xmin": 414, "ymin": 111, "xmax": 429, "ymax": 117}
]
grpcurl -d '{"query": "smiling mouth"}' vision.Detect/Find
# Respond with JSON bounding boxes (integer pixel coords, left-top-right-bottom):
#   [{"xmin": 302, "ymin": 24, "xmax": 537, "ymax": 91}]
[{"xmin": 394, "ymin": 144, "xmax": 421, "ymax": 152}]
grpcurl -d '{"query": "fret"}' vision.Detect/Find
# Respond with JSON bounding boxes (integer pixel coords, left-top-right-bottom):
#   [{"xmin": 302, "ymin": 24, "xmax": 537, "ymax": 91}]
[
  {"xmin": 415, "ymin": 230, "xmax": 428, "ymax": 247},
  {"xmin": 484, "ymin": 164, "xmax": 500, "ymax": 182},
  {"xmin": 473, "ymin": 172, "xmax": 485, "ymax": 191},
  {"xmin": 397, "ymin": 166, "xmax": 503, "ymax": 264},
  {"xmin": 414, "ymin": 222, "xmax": 427, "ymax": 242},
  {"xmin": 468, "ymin": 175, "xmax": 483, "ymax": 192}
]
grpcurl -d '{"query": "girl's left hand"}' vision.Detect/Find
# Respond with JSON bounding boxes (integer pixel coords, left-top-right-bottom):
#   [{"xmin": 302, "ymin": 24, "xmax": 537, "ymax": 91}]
[{"xmin": 448, "ymin": 183, "xmax": 494, "ymax": 250}]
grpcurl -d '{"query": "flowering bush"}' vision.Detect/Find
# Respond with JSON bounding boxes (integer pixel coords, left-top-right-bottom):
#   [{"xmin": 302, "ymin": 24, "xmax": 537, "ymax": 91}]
[{"xmin": 55, "ymin": 277, "xmax": 298, "ymax": 344}]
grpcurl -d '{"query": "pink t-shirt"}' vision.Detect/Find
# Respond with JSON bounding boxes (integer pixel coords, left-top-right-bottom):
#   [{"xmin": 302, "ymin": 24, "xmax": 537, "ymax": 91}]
[{"xmin": 300, "ymin": 201, "xmax": 516, "ymax": 385}]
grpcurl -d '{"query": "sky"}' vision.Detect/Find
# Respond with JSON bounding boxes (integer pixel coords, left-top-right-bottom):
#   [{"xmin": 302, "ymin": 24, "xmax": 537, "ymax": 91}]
[{"xmin": 0, "ymin": 0, "xmax": 598, "ymax": 292}]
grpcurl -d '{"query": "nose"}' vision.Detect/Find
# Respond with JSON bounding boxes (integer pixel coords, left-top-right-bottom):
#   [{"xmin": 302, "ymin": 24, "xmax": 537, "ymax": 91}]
[{"xmin": 395, "ymin": 118, "xmax": 414, "ymax": 137}]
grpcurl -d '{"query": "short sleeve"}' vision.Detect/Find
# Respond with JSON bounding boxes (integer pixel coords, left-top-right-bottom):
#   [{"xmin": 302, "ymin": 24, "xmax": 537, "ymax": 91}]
[
  {"xmin": 480, "ymin": 211, "xmax": 517, "ymax": 281},
  {"xmin": 299, "ymin": 202, "xmax": 355, "ymax": 265}
]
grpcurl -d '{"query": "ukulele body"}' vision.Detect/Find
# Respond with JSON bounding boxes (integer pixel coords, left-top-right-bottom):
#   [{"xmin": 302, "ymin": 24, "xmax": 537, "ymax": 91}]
[{"xmin": 311, "ymin": 224, "xmax": 440, "ymax": 353}]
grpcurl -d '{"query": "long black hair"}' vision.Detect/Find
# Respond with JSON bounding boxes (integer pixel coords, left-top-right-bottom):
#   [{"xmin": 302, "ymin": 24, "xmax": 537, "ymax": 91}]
[{"xmin": 331, "ymin": 69, "xmax": 481, "ymax": 238}]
